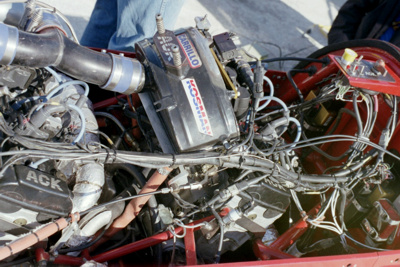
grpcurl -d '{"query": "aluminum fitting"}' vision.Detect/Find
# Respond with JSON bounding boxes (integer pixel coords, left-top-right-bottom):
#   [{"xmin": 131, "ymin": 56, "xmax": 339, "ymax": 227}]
[
  {"xmin": 102, "ymin": 53, "xmax": 145, "ymax": 95},
  {"xmin": 0, "ymin": 23, "xmax": 19, "ymax": 65}
]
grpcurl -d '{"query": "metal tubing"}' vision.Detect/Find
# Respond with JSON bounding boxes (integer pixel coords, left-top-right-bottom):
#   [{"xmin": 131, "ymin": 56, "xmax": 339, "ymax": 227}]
[{"xmin": 0, "ymin": 218, "xmax": 69, "ymax": 261}]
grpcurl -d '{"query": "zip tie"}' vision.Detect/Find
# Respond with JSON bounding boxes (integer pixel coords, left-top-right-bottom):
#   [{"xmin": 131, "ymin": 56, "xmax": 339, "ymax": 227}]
[
  {"xmin": 238, "ymin": 156, "xmax": 244, "ymax": 168},
  {"xmin": 105, "ymin": 147, "xmax": 117, "ymax": 164},
  {"xmin": 112, "ymin": 148, "xmax": 117, "ymax": 164},
  {"xmin": 332, "ymin": 174, "xmax": 338, "ymax": 188},
  {"xmin": 271, "ymin": 163, "xmax": 281, "ymax": 178},
  {"xmin": 169, "ymin": 154, "xmax": 176, "ymax": 168},
  {"xmin": 105, "ymin": 148, "xmax": 111, "ymax": 164},
  {"xmin": 300, "ymin": 210, "xmax": 307, "ymax": 219}
]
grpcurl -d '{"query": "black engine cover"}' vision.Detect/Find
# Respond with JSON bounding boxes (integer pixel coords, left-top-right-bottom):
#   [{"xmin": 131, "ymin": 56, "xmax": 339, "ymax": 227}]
[
  {"xmin": 136, "ymin": 28, "xmax": 239, "ymax": 153},
  {"xmin": 0, "ymin": 165, "xmax": 72, "ymax": 219}
]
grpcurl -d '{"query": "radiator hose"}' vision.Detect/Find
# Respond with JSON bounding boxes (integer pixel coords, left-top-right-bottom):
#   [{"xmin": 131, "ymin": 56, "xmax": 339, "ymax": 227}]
[{"xmin": 0, "ymin": 23, "xmax": 145, "ymax": 95}]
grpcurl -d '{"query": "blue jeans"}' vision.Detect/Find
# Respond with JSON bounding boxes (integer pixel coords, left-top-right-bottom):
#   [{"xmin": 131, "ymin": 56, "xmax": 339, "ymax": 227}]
[{"xmin": 80, "ymin": 0, "xmax": 185, "ymax": 51}]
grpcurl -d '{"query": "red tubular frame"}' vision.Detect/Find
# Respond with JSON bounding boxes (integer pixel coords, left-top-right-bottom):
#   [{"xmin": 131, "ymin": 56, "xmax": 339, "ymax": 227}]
[{"xmin": 36, "ymin": 209, "xmax": 229, "ymax": 265}]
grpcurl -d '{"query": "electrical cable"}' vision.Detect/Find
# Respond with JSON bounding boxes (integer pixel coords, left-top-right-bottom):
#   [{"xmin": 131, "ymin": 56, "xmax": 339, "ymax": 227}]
[
  {"xmin": 288, "ymin": 117, "xmax": 301, "ymax": 146},
  {"xmin": 254, "ymin": 95, "xmax": 336, "ymax": 122},
  {"xmin": 44, "ymin": 66, "xmax": 63, "ymax": 83},
  {"xmin": 233, "ymin": 170, "xmax": 253, "ymax": 183},
  {"xmin": 94, "ymin": 228, "xmax": 132, "ymax": 255},
  {"xmin": 45, "ymin": 80, "xmax": 90, "ymax": 100},
  {"xmin": 286, "ymin": 69, "xmax": 307, "ymax": 103},
  {"xmin": 257, "ymin": 96, "xmax": 289, "ymax": 113},
  {"xmin": 170, "ymin": 232, "xmax": 177, "ymax": 265},
  {"xmin": 95, "ymin": 111, "xmax": 138, "ymax": 150},
  {"xmin": 256, "ymin": 76, "xmax": 275, "ymax": 111},
  {"xmin": 346, "ymin": 91, "xmax": 365, "ymax": 163},
  {"xmin": 67, "ymin": 104, "xmax": 86, "ymax": 145},
  {"xmin": 344, "ymin": 234, "xmax": 390, "ymax": 251},
  {"xmin": 211, "ymin": 206, "xmax": 224, "ymax": 264},
  {"xmin": 250, "ymin": 57, "xmax": 328, "ymax": 64},
  {"xmin": 29, "ymin": 158, "xmax": 49, "ymax": 169}
]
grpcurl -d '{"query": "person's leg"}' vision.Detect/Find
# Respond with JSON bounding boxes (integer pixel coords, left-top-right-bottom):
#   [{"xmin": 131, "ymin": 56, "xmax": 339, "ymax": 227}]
[
  {"xmin": 108, "ymin": 0, "xmax": 185, "ymax": 51},
  {"xmin": 80, "ymin": 0, "xmax": 118, "ymax": 49}
]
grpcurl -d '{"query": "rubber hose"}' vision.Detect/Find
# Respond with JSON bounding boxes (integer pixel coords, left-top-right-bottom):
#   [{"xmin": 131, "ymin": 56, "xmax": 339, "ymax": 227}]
[
  {"xmin": 294, "ymin": 39, "xmax": 400, "ymax": 69},
  {"xmin": 0, "ymin": 23, "xmax": 144, "ymax": 94}
]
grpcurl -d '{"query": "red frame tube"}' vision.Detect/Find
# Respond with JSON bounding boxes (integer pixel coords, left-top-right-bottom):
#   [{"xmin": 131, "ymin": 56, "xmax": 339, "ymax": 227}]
[
  {"xmin": 253, "ymin": 239, "xmax": 295, "ymax": 260},
  {"xmin": 184, "ymin": 228, "xmax": 197, "ymax": 265},
  {"xmin": 269, "ymin": 205, "xmax": 320, "ymax": 251},
  {"xmin": 37, "ymin": 209, "xmax": 229, "ymax": 265}
]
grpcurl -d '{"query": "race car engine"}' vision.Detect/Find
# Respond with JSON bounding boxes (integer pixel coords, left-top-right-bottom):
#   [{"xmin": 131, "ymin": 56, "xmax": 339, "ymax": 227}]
[{"xmin": 1, "ymin": 1, "xmax": 400, "ymax": 266}]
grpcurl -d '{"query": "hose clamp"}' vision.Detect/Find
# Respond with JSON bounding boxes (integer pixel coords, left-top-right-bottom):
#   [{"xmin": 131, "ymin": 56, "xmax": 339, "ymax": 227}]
[
  {"xmin": 0, "ymin": 23, "xmax": 19, "ymax": 65},
  {"xmin": 102, "ymin": 53, "xmax": 145, "ymax": 95},
  {"xmin": 157, "ymin": 167, "xmax": 172, "ymax": 176}
]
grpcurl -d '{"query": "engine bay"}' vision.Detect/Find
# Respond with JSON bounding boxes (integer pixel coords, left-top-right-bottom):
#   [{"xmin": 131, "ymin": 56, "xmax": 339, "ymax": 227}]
[{"xmin": 1, "ymin": 1, "xmax": 400, "ymax": 266}]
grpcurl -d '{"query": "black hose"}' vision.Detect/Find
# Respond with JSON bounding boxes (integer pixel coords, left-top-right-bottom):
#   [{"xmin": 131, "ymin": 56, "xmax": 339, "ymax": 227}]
[
  {"xmin": 239, "ymin": 191, "xmax": 287, "ymax": 213},
  {"xmin": 296, "ymin": 228, "xmax": 316, "ymax": 253},
  {"xmin": 294, "ymin": 39, "xmax": 400, "ymax": 70},
  {"xmin": 326, "ymin": 109, "xmax": 357, "ymax": 136},
  {"xmin": 236, "ymin": 59, "xmax": 254, "ymax": 91},
  {"xmin": 0, "ymin": 24, "xmax": 144, "ymax": 94},
  {"xmin": 95, "ymin": 112, "xmax": 139, "ymax": 150},
  {"xmin": 286, "ymin": 68, "xmax": 316, "ymax": 103},
  {"xmin": 94, "ymin": 228, "xmax": 132, "ymax": 254},
  {"xmin": 249, "ymin": 56, "xmax": 329, "ymax": 65},
  {"xmin": 13, "ymin": 30, "xmax": 112, "ymax": 85},
  {"xmin": 0, "ymin": 255, "xmax": 35, "ymax": 267}
]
